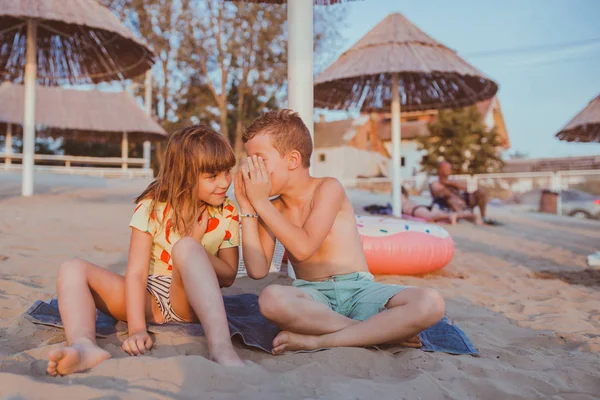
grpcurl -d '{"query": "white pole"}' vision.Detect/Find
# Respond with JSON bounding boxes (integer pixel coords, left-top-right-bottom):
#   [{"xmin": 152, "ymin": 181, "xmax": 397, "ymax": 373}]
[
  {"xmin": 22, "ymin": 20, "xmax": 38, "ymax": 197},
  {"xmin": 288, "ymin": 1, "xmax": 314, "ymax": 173},
  {"xmin": 391, "ymin": 73, "xmax": 402, "ymax": 217},
  {"xmin": 143, "ymin": 141, "xmax": 151, "ymax": 170},
  {"xmin": 5, "ymin": 123, "xmax": 12, "ymax": 166},
  {"xmin": 552, "ymin": 172, "xmax": 562, "ymax": 216},
  {"xmin": 143, "ymin": 70, "xmax": 152, "ymax": 170},
  {"xmin": 121, "ymin": 132, "xmax": 128, "ymax": 170}
]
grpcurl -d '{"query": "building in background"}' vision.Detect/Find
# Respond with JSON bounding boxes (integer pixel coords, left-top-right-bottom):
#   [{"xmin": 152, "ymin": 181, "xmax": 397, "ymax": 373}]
[
  {"xmin": 313, "ymin": 96, "xmax": 510, "ymax": 184},
  {"xmin": 312, "ymin": 115, "xmax": 390, "ymax": 183}
]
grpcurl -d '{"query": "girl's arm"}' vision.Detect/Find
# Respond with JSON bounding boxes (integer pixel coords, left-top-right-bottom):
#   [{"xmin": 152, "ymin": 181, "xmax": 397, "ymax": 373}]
[
  {"xmin": 210, "ymin": 247, "xmax": 238, "ymax": 288},
  {"xmin": 125, "ymin": 229, "xmax": 152, "ymax": 335}
]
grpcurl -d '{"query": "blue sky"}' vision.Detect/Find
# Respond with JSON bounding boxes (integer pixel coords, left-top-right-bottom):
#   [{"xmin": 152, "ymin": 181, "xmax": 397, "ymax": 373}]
[{"xmin": 325, "ymin": 0, "xmax": 600, "ymax": 158}]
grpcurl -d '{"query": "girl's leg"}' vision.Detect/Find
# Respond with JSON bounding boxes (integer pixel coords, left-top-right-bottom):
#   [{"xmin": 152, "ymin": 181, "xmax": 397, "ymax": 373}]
[
  {"xmin": 412, "ymin": 207, "xmax": 457, "ymax": 225},
  {"xmin": 169, "ymin": 237, "xmax": 244, "ymax": 367},
  {"xmin": 434, "ymin": 211, "xmax": 458, "ymax": 225},
  {"xmin": 47, "ymin": 258, "xmax": 156, "ymax": 376}
]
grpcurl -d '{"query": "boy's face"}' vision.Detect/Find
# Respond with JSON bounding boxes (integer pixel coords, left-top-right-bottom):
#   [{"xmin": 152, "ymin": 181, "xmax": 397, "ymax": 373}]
[{"xmin": 243, "ymin": 133, "xmax": 288, "ymax": 196}]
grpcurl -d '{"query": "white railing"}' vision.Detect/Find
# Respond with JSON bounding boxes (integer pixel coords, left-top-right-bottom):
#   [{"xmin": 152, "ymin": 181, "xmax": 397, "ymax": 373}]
[
  {"xmin": 1, "ymin": 153, "xmax": 153, "ymax": 179},
  {"xmin": 340, "ymin": 169, "xmax": 600, "ymax": 217},
  {"xmin": 341, "ymin": 174, "xmax": 474, "ymax": 194}
]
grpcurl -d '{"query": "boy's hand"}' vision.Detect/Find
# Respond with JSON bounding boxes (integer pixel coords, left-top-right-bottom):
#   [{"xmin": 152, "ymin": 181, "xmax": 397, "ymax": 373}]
[
  {"xmin": 191, "ymin": 208, "xmax": 209, "ymax": 243},
  {"xmin": 122, "ymin": 330, "xmax": 153, "ymax": 356},
  {"xmin": 234, "ymin": 168, "xmax": 255, "ymax": 214},
  {"xmin": 242, "ymin": 156, "xmax": 272, "ymax": 207}
]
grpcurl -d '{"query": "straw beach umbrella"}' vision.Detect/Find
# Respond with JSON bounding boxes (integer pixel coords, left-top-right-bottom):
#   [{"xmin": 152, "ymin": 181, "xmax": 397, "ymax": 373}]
[
  {"xmin": 315, "ymin": 13, "xmax": 498, "ymax": 216},
  {"xmin": 556, "ymin": 95, "xmax": 600, "ymax": 143},
  {"xmin": 0, "ymin": 0, "xmax": 155, "ymax": 196},
  {"xmin": 226, "ymin": 0, "xmax": 358, "ymax": 169},
  {"xmin": 0, "ymin": 82, "xmax": 166, "ymax": 163}
]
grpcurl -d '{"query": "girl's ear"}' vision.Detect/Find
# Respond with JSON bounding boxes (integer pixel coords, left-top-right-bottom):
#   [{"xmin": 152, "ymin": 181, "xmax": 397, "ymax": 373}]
[{"xmin": 287, "ymin": 150, "xmax": 302, "ymax": 170}]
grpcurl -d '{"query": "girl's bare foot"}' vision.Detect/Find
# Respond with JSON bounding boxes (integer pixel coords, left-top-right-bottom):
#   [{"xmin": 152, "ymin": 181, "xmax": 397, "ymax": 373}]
[
  {"xmin": 209, "ymin": 343, "xmax": 245, "ymax": 367},
  {"xmin": 449, "ymin": 213, "xmax": 458, "ymax": 225},
  {"xmin": 272, "ymin": 331, "xmax": 321, "ymax": 354},
  {"xmin": 47, "ymin": 338, "xmax": 111, "ymax": 376}
]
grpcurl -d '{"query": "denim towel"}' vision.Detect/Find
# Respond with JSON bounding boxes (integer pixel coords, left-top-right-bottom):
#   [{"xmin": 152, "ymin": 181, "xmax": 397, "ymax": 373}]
[{"xmin": 24, "ymin": 293, "xmax": 479, "ymax": 356}]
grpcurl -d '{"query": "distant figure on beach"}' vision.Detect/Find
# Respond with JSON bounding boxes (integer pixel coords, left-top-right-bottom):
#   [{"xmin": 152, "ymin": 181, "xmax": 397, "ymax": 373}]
[
  {"xmin": 47, "ymin": 125, "xmax": 245, "ymax": 376},
  {"xmin": 401, "ymin": 185, "xmax": 459, "ymax": 224},
  {"xmin": 236, "ymin": 109, "xmax": 445, "ymax": 354},
  {"xmin": 402, "ymin": 186, "xmax": 481, "ymax": 224},
  {"xmin": 430, "ymin": 161, "xmax": 487, "ymax": 225}
]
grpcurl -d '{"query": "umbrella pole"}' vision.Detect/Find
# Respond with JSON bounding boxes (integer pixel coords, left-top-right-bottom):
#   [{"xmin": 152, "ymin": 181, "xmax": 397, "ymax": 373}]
[
  {"xmin": 391, "ymin": 72, "xmax": 402, "ymax": 217},
  {"xmin": 121, "ymin": 132, "xmax": 129, "ymax": 171},
  {"xmin": 288, "ymin": 0, "xmax": 314, "ymax": 173},
  {"xmin": 143, "ymin": 70, "xmax": 152, "ymax": 170},
  {"xmin": 5, "ymin": 123, "xmax": 12, "ymax": 166},
  {"xmin": 22, "ymin": 20, "xmax": 38, "ymax": 197}
]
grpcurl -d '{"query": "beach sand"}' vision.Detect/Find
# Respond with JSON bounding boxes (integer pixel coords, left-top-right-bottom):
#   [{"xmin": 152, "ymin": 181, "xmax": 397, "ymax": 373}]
[{"xmin": 1, "ymin": 173, "xmax": 599, "ymax": 399}]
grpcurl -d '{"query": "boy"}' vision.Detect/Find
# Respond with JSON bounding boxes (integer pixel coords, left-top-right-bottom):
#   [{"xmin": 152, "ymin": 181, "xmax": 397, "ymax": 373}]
[{"xmin": 234, "ymin": 109, "xmax": 445, "ymax": 354}]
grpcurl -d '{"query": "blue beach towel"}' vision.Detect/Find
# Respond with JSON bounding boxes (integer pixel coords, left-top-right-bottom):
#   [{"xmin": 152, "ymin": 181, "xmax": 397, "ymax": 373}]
[{"xmin": 24, "ymin": 293, "xmax": 478, "ymax": 356}]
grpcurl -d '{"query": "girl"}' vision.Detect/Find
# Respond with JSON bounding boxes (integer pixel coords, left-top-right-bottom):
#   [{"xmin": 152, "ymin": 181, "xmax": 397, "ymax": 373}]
[{"xmin": 47, "ymin": 125, "xmax": 244, "ymax": 376}]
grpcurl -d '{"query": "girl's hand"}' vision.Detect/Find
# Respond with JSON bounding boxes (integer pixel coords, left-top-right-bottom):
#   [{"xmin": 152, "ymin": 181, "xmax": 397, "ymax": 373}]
[
  {"xmin": 242, "ymin": 156, "xmax": 272, "ymax": 207},
  {"xmin": 234, "ymin": 168, "xmax": 255, "ymax": 214},
  {"xmin": 122, "ymin": 330, "xmax": 153, "ymax": 356},
  {"xmin": 191, "ymin": 208, "xmax": 209, "ymax": 243}
]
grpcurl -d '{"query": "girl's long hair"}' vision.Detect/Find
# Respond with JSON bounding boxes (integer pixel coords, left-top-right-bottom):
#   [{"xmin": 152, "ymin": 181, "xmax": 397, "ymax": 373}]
[{"xmin": 135, "ymin": 124, "xmax": 236, "ymax": 235}]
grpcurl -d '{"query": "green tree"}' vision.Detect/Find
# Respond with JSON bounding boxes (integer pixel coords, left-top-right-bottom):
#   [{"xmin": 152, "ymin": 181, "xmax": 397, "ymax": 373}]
[
  {"xmin": 417, "ymin": 106, "xmax": 504, "ymax": 175},
  {"xmin": 102, "ymin": 0, "xmax": 345, "ymax": 147},
  {"xmin": 84, "ymin": 1, "xmax": 347, "ymax": 170},
  {"xmin": 174, "ymin": 1, "xmax": 346, "ymax": 156},
  {"xmin": 174, "ymin": 0, "xmax": 288, "ymax": 155}
]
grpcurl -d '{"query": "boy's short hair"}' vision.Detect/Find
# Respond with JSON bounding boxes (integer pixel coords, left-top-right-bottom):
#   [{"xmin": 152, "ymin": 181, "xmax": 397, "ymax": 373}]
[{"xmin": 243, "ymin": 109, "xmax": 313, "ymax": 168}]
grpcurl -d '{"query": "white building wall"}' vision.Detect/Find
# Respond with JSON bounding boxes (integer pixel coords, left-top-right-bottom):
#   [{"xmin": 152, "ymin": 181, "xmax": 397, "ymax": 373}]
[
  {"xmin": 383, "ymin": 140, "xmax": 426, "ymax": 179},
  {"xmin": 313, "ymin": 146, "xmax": 388, "ymax": 182}
]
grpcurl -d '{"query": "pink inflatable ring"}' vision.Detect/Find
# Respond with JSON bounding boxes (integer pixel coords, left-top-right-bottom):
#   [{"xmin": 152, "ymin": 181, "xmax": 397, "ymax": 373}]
[{"xmin": 356, "ymin": 215, "xmax": 454, "ymax": 275}]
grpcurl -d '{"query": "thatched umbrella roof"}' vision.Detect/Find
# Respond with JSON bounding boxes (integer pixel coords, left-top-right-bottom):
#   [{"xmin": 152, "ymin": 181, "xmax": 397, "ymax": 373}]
[
  {"xmin": 0, "ymin": 0, "xmax": 155, "ymax": 85},
  {"xmin": 556, "ymin": 95, "xmax": 600, "ymax": 143},
  {"xmin": 226, "ymin": 0, "xmax": 353, "ymax": 3},
  {"xmin": 314, "ymin": 13, "xmax": 498, "ymax": 112},
  {"xmin": 0, "ymin": 82, "xmax": 166, "ymax": 142},
  {"xmin": 315, "ymin": 12, "xmax": 498, "ymax": 217}
]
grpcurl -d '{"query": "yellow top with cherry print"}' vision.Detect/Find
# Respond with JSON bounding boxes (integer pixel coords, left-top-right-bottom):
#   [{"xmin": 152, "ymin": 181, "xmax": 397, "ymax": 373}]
[{"xmin": 129, "ymin": 197, "xmax": 239, "ymax": 276}]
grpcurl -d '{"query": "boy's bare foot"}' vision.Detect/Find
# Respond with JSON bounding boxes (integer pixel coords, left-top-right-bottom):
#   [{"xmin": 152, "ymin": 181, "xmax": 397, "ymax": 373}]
[
  {"xmin": 396, "ymin": 335, "xmax": 422, "ymax": 348},
  {"xmin": 474, "ymin": 215, "xmax": 484, "ymax": 226},
  {"xmin": 272, "ymin": 331, "xmax": 321, "ymax": 354},
  {"xmin": 272, "ymin": 332, "xmax": 423, "ymax": 354},
  {"xmin": 47, "ymin": 338, "xmax": 111, "ymax": 376},
  {"xmin": 209, "ymin": 343, "xmax": 245, "ymax": 367}
]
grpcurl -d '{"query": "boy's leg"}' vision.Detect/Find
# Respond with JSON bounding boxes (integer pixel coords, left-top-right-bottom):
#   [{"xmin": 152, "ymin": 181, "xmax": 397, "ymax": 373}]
[
  {"xmin": 271, "ymin": 287, "xmax": 444, "ymax": 353},
  {"xmin": 258, "ymin": 284, "xmax": 358, "ymax": 335},
  {"xmin": 169, "ymin": 237, "xmax": 244, "ymax": 367},
  {"xmin": 47, "ymin": 258, "xmax": 153, "ymax": 376}
]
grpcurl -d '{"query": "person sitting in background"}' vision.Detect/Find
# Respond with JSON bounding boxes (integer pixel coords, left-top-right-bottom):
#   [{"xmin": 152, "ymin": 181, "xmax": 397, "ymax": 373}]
[
  {"xmin": 430, "ymin": 161, "xmax": 489, "ymax": 225},
  {"xmin": 402, "ymin": 186, "xmax": 476, "ymax": 225}
]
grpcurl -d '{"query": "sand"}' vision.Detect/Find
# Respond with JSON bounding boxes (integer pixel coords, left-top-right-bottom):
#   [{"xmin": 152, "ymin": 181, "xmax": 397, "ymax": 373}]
[{"xmin": 0, "ymin": 172, "xmax": 599, "ymax": 399}]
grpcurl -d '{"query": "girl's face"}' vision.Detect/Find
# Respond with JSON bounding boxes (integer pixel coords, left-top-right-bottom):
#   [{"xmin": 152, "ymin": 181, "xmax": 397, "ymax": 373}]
[{"xmin": 196, "ymin": 169, "xmax": 232, "ymax": 206}]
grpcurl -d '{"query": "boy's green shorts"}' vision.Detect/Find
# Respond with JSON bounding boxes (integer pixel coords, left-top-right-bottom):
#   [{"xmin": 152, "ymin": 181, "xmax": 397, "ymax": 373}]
[{"xmin": 292, "ymin": 271, "xmax": 409, "ymax": 321}]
